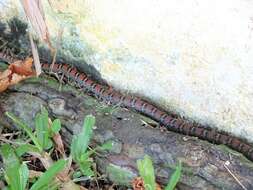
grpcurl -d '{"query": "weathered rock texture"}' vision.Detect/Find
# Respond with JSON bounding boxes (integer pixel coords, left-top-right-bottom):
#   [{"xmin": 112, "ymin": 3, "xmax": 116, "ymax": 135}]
[
  {"xmin": 1, "ymin": 0, "xmax": 253, "ymax": 142},
  {"xmin": 0, "ymin": 74, "xmax": 253, "ymax": 190}
]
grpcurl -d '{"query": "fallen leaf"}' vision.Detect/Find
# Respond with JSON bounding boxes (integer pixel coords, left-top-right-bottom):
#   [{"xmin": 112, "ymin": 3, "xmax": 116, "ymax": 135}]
[
  {"xmin": 9, "ymin": 73, "xmax": 27, "ymax": 86},
  {"xmin": 132, "ymin": 177, "xmax": 162, "ymax": 190},
  {"xmin": 53, "ymin": 133, "xmax": 65, "ymax": 156},
  {"xmin": 9, "ymin": 58, "xmax": 35, "ymax": 76},
  {"xmin": 132, "ymin": 177, "xmax": 145, "ymax": 190},
  {"xmin": 0, "ymin": 69, "xmax": 11, "ymax": 80},
  {"xmin": 57, "ymin": 157, "xmax": 72, "ymax": 182},
  {"xmin": 0, "ymin": 77, "xmax": 10, "ymax": 92},
  {"xmin": 156, "ymin": 183, "xmax": 162, "ymax": 190},
  {"xmin": 61, "ymin": 181, "xmax": 88, "ymax": 190},
  {"xmin": 48, "ymin": 119, "xmax": 65, "ymax": 157},
  {"xmin": 29, "ymin": 170, "xmax": 43, "ymax": 178},
  {"xmin": 0, "ymin": 58, "xmax": 35, "ymax": 92}
]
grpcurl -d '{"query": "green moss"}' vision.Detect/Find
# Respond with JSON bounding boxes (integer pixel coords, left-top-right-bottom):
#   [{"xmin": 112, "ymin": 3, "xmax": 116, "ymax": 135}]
[
  {"xmin": 18, "ymin": 75, "xmax": 101, "ymax": 110},
  {"xmin": 22, "ymin": 76, "xmax": 77, "ymax": 93}
]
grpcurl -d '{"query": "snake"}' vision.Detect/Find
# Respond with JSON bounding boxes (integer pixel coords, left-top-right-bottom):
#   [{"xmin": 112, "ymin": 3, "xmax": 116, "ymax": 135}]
[{"xmin": 1, "ymin": 52, "xmax": 253, "ymax": 162}]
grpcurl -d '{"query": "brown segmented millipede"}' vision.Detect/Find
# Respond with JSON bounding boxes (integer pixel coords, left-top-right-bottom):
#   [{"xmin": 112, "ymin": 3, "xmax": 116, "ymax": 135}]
[{"xmin": 1, "ymin": 53, "xmax": 253, "ymax": 162}]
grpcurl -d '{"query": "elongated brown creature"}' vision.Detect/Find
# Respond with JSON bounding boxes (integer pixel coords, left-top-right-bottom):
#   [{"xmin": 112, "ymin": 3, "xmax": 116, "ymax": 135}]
[
  {"xmin": 1, "ymin": 54, "xmax": 253, "ymax": 161},
  {"xmin": 41, "ymin": 62, "xmax": 253, "ymax": 161}
]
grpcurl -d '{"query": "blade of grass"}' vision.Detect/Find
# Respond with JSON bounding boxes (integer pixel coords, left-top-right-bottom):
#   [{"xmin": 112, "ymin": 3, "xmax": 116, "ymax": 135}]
[
  {"xmin": 137, "ymin": 155, "xmax": 156, "ymax": 190},
  {"xmin": 30, "ymin": 159, "xmax": 66, "ymax": 190},
  {"xmin": 35, "ymin": 108, "xmax": 50, "ymax": 149},
  {"xmin": 16, "ymin": 144, "xmax": 40, "ymax": 157},
  {"xmin": 165, "ymin": 161, "xmax": 182, "ymax": 190},
  {"xmin": 71, "ymin": 115, "xmax": 95, "ymax": 162},
  {"xmin": 98, "ymin": 140, "xmax": 113, "ymax": 151},
  {"xmin": 5, "ymin": 112, "xmax": 43, "ymax": 152},
  {"xmin": 0, "ymin": 144, "xmax": 29, "ymax": 190},
  {"xmin": 80, "ymin": 140, "xmax": 113, "ymax": 161},
  {"xmin": 78, "ymin": 160, "xmax": 94, "ymax": 177},
  {"xmin": 18, "ymin": 163, "xmax": 29, "ymax": 190},
  {"xmin": 51, "ymin": 118, "xmax": 61, "ymax": 134}
]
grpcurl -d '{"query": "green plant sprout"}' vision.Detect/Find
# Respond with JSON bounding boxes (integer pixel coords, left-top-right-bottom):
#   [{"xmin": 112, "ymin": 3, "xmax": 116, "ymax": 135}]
[
  {"xmin": 137, "ymin": 155, "xmax": 182, "ymax": 190},
  {"xmin": 2, "ymin": 108, "xmax": 112, "ymax": 189}
]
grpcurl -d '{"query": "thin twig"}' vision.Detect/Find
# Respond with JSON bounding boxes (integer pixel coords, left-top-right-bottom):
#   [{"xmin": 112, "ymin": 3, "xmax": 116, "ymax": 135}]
[
  {"xmin": 0, "ymin": 137, "xmax": 17, "ymax": 145},
  {"xmin": 1, "ymin": 131, "xmax": 21, "ymax": 137},
  {"xmin": 50, "ymin": 28, "xmax": 63, "ymax": 72},
  {"xmin": 28, "ymin": 31, "xmax": 42, "ymax": 76},
  {"xmin": 224, "ymin": 161, "xmax": 248, "ymax": 190}
]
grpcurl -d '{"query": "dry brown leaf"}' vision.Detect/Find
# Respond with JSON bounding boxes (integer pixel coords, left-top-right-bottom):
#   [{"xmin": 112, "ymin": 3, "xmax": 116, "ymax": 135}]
[
  {"xmin": 0, "ymin": 77, "xmax": 10, "ymax": 92},
  {"xmin": 0, "ymin": 58, "xmax": 35, "ymax": 93},
  {"xmin": 53, "ymin": 133, "xmax": 66, "ymax": 157},
  {"xmin": 0, "ymin": 68, "xmax": 12, "ymax": 93},
  {"xmin": 0, "ymin": 69, "xmax": 11, "ymax": 80},
  {"xmin": 62, "ymin": 181, "xmax": 88, "ymax": 190},
  {"xmin": 132, "ymin": 177, "xmax": 162, "ymax": 190},
  {"xmin": 57, "ymin": 157, "xmax": 72, "ymax": 182},
  {"xmin": 47, "ymin": 119, "xmax": 70, "ymax": 182},
  {"xmin": 20, "ymin": 0, "xmax": 51, "ymax": 46},
  {"xmin": 132, "ymin": 177, "xmax": 145, "ymax": 190},
  {"xmin": 9, "ymin": 73, "xmax": 27, "ymax": 86},
  {"xmin": 9, "ymin": 58, "xmax": 35, "ymax": 76},
  {"xmin": 156, "ymin": 183, "xmax": 162, "ymax": 190},
  {"xmin": 29, "ymin": 170, "xmax": 43, "ymax": 178},
  {"xmin": 48, "ymin": 118, "xmax": 66, "ymax": 158}
]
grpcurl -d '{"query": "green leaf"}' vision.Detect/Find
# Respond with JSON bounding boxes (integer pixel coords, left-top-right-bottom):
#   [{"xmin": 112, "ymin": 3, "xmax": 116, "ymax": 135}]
[
  {"xmin": 18, "ymin": 163, "xmax": 29, "ymax": 190},
  {"xmin": 99, "ymin": 140, "xmax": 113, "ymax": 151},
  {"xmin": 35, "ymin": 108, "xmax": 50, "ymax": 150},
  {"xmin": 51, "ymin": 119, "xmax": 61, "ymax": 134},
  {"xmin": 0, "ymin": 144, "xmax": 20, "ymax": 169},
  {"xmin": 30, "ymin": 159, "xmax": 66, "ymax": 190},
  {"xmin": 0, "ymin": 144, "xmax": 29, "ymax": 190},
  {"xmin": 5, "ymin": 112, "xmax": 43, "ymax": 152},
  {"xmin": 79, "ymin": 151, "xmax": 91, "ymax": 162},
  {"xmin": 45, "ymin": 139, "xmax": 53, "ymax": 150},
  {"xmin": 165, "ymin": 161, "xmax": 182, "ymax": 190},
  {"xmin": 77, "ymin": 140, "xmax": 113, "ymax": 163},
  {"xmin": 137, "ymin": 155, "xmax": 156, "ymax": 190},
  {"xmin": 78, "ymin": 160, "xmax": 94, "ymax": 177},
  {"xmin": 16, "ymin": 144, "xmax": 40, "ymax": 157},
  {"xmin": 71, "ymin": 115, "xmax": 95, "ymax": 162},
  {"xmin": 72, "ymin": 171, "xmax": 82, "ymax": 179}
]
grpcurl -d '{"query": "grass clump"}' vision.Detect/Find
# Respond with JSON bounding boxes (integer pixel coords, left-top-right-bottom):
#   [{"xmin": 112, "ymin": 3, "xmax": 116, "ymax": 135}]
[
  {"xmin": 1, "ymin": 108, "xmax": 112, "ymax": 189},
  {"xmin": 134, "ymin": 155, "xmax": 182, "ymax": 190}
]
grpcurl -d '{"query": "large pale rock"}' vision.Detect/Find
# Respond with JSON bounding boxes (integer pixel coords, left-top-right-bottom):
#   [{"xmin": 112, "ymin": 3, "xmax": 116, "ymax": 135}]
[{"xmin": 1, "ymin": 0, "xmax": 253, "ymax": 142}]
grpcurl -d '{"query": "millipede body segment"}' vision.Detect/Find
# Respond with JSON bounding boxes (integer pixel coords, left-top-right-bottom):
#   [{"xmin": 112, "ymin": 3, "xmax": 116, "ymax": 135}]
[
  {"xmin": 41, "ymin": 62, "xmax": 253, "ymax": 162},
  {"xmin": 1, "ymin": 53, "xmax": 253, "ymax": 162}
]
